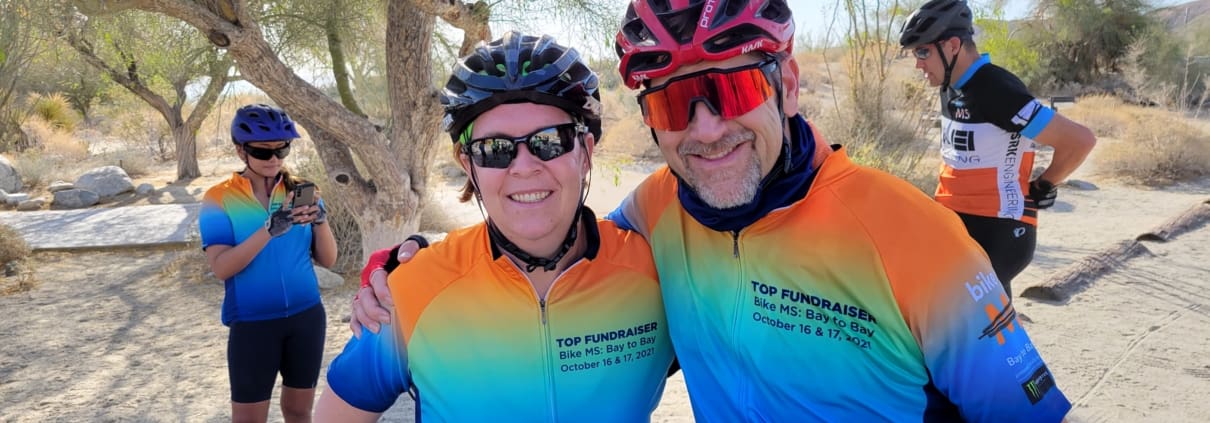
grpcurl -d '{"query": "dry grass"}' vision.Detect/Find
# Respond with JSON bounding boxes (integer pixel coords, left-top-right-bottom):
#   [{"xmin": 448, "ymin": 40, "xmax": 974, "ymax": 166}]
[
  {"xmin": 102, "ymin": 149, "xmax": 154, "ymax": 177},
  {"xmin": 1067, "ymin": 95, "xmax": 1210, "ymax": 185},
  {"xmin": 812, "ymin": 53, "xmax": 937, "ymax": 193},
  {"xmin": 1061, "ymin": 95, "xmax": 1135, "ymax": 139},
  {"xmin": 0, "ymin": 223, "xmax": 34, "ymax": 296},
  {"xmin": 0, "ymin": 266, "xmax": 36, "ymax": 296},
  {"xmin": 291, "ymin": 151, "xmax": 362, "ymax": 275},
  {"xmin": 22, "ymin": 119, "xmax": 89, "ymax": 161},
  {"xmin": 156, "ymin": 244, "xmax": 215, "ymax": 284},
  {"xmin": 1097, "ymin": 110, "xmax": 1210, "ymax": 186},
  {"xmin": 0, "ymin": 223, "xmax": 30, "ymax": 266},
  {"xmin": 11, "ymin": 150, "xmax": 72, "ymax": 189},
  {"xmin": 596, "ymin": 88, "xmax": 661, "ymax": 162}
]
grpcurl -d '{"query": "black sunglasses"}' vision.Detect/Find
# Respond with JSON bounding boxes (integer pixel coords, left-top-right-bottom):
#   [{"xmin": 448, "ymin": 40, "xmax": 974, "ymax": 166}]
[
  {"xmin": 462, "ymin": 123, "xmax": 586, "ymax": 169},
  {"xmin": 243, "ymin": 144, "xmax": 291, "ymax": 160}
]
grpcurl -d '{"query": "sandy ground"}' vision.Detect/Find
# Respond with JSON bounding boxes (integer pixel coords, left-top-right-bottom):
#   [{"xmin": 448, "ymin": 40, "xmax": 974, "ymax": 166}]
[{"xmin": 1, "ymin": 140, "xmax": 1209, "ymax": 422}]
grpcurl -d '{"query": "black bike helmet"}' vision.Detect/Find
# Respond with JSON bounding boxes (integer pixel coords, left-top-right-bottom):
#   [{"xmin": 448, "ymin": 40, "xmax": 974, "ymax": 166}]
[
  {"xmin": 230, "ymin": 104, "xmax": 299, "ymax": 144},
  {"xmin": 441, "ymin": 31, "xmax": 602, "ymax": 144},
  {"xmin": 899, "ymin": 0, "xmax": 973, "ymax": 48}
]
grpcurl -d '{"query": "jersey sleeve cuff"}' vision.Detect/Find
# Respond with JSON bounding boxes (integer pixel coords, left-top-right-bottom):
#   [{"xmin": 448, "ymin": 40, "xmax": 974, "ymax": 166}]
[{"xmin": 1021, "ymin": 105, "xmax": 1055, "ymax": 139}]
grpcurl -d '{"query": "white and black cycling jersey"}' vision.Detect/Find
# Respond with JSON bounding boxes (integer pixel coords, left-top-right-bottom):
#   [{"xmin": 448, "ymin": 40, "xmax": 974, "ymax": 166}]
[{"xmin": 936, "ymin": 54, "xmax": 1055, "ymax": 226}]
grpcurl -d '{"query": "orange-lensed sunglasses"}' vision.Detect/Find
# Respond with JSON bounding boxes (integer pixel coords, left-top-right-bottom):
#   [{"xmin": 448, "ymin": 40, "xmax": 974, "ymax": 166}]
[{"xmin": 637, "ymin": 59, "xmax": 779, "ymax": 132}]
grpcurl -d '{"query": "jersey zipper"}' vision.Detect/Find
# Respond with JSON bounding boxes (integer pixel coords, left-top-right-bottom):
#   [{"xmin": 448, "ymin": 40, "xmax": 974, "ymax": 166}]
[
  {"xmin": 540, "ymin": 261, "xmax": 582, "ymax": 422},
  {"xmin": 510, "ymin": 258, "xmax": 585, "ymax": 423},
  {"xmin": 270, "ymin": 182, "xmax": 290, "ymax": 315},
  {"xmin": 539, "ymin": 297, "xmax": 556, "ymax": 423},
  {"xmin": 728, "ymin": 229, "xmax": 750, "ymax": 416},
  {"xmin": 731, "ymin": 230, "xmax": 740, "ymax": 258}
]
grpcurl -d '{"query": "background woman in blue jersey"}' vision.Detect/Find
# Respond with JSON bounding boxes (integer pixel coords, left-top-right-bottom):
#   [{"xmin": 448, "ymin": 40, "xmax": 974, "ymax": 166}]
[
  {"xmin": 197, "ymin": 103, "xmax": 338, "ymax": 423},
  {"xmin": 899, "ymin": 0, "xmax": 1097, "ymax": 296},
  {"xmin": 352, "ymin": 1, "xmax": 1072, "ymax": 421},
  {"xmin": 313, "ymin": 31, "xmax": 673, "ymax": 422}
]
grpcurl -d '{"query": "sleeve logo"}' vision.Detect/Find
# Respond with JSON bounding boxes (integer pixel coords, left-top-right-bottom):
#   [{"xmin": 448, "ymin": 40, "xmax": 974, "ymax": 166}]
[
  {"xmin": 1012, "ymin": 100, "xmax": 1042, "ymax": 128},
  {"xmin": 977, "ymin": 292, "xmax": 1018, "ymax": 346},
  {"xmin": 1021, "ymin": 364, "xmax": 1057, "ymax": 404}
]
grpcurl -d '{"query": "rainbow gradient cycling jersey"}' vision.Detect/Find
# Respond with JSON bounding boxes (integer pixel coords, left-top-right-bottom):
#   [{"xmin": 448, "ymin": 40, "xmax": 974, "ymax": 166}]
[
  {"xmin": 198, "ymin": 173, "xmax": 323, "ymax": 325},
  {"xmin": 937, "ymin": 53, "xmax": 1056, "ymax": 226},
  {"xmin": 610, "ymin": 139, "xmax": 1070, "ymax": 422},
  {"xmin": 324, "ymin": 209, "xmax": 674, "ymax": 422}
]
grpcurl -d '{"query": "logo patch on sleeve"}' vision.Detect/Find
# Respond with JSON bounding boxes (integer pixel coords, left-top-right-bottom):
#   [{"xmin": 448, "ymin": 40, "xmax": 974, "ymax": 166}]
[{"xmin": 1021, "ymin": 364, "xmax": 1057, "ymax": 404}]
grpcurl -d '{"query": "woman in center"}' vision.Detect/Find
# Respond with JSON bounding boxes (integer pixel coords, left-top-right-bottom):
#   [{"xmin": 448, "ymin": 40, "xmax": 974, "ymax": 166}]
[{"xmin": 314, "ymin": 31, "xmax": 674, "ymax": 422}]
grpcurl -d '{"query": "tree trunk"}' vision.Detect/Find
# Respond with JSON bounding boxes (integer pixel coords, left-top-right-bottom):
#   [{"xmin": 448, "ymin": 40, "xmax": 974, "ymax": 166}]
[
  {"xmin": 83, "ymin": 0, "xmax": 492, "ymax": 261},
  {"xmin": 173, "ymin": 123, "xmax": 200, "ymax": 179}
]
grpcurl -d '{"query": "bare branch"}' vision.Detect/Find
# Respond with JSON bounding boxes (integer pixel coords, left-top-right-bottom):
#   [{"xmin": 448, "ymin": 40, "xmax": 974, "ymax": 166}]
[{"xmin": 407, "ymin": 0, "xmax": 492, "ymax": 53}]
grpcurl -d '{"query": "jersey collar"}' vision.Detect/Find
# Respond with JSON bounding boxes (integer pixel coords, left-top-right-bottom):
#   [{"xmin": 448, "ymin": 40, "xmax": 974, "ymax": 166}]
[{"xmin": 952, "ymin": 53, "xmax": 990, "ymax": 90}]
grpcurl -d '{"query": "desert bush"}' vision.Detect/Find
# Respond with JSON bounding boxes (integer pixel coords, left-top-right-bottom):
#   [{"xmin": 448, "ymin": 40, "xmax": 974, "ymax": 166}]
[
  {"xmin": 1061, "ymin": 94, "xmax": 1134, "ymax": 139},
  {"xmin": 1026, "ymin": 0, "xmax": 1154, "ymax": 86},
  {"xmin": 0, "ymin": 223, "xmax": 30, "ymax": 267},
  {"xmin": 28, "ymin": 93, "xmax": 79, "ymax": 133},
  {"xmin": 0, "ymin": 117, "xmax": 31, "ymax": 153},
  {"xmin": 806, "ymin": 1, "xmax": 937, "ymax": 193},
  {"xmin": 974, "ymin": 8, "xmax": 1044, "ymax": 90},
  {"xmin": 1097, "ymin": 110, "xmax": 1210, "ymax": 185},
  {"xmin": 0, "ymin": 222, "xmax": 34, "ymax": 295},
  {"xmin": 97, "ymin": 149, "xmax": 154, "ymax": 177},
  {"xmin": 596, "ymin": 87, "xmax": 662, "ymax": 162},
  {"xmin": 109, "ymin": 109, "xmax": 174, "ymax": 160},
  {"xmin": 21, "ymin": 119, "xmax": 89, "ymax": 161},
  {"xmin": 10, "ymin": 150, "xmax": 71, "ymax": 189}
]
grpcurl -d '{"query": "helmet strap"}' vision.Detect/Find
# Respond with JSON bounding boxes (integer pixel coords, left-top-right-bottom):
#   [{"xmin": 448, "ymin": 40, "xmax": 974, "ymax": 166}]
[
  {"xmin": 936, "ymin": 38, "xmax": 964, "ymax": 97},
  {"xmin": 770, "ymin": 57, "xmax": 792, "ymax": 174}
]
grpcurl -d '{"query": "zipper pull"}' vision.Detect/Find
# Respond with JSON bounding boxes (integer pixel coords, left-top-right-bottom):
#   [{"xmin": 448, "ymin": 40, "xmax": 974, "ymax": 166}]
[
  {"xmin": 731, "ymin": 231, "xmax": 740, "ymax": 258},
  {"xmin": 540, "ymin": 299, "xmax": 548, "ymax": 325}
]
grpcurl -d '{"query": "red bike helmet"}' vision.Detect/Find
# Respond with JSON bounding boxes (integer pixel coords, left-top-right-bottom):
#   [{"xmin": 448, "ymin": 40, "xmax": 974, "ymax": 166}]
[{"xmin": 615, "ymin": 0, "xmax": 795, "ymax": 89}]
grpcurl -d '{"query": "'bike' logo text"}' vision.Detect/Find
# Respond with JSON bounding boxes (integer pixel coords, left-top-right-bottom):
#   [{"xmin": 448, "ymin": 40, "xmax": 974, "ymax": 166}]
[{"xmin": 964, "ymin": 271, "xmax": 999, "ymax": 302}]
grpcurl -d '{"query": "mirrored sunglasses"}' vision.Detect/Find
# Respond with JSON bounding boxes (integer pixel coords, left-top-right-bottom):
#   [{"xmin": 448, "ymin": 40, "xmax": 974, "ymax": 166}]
[
  {"xmin": 637, "ymin": 59, "xmax": 778, "ymax": 132},
  {"xmin": 462, "ymin": 123, "xmax": 585, "ymax": 169}
]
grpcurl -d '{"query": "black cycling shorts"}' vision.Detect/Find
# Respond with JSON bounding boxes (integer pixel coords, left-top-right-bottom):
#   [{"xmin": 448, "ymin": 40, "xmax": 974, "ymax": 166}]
[
  {"xmin": 227, "ymin": 303, "xmax": 327, "ymax": 403},
  {"xmin": 956, "ymin": 212, "xmax": 1036, "ymax": 296}
]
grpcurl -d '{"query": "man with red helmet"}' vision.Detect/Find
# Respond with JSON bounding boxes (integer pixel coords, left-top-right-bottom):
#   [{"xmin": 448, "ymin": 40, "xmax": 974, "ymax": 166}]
[
  {"xmin": 351, "ymin": 1, "xmax": 1071, "ymax": 421},
  {"xmin": 603, "ymin": 1, "xmax": 1068, "ymax": 421}
]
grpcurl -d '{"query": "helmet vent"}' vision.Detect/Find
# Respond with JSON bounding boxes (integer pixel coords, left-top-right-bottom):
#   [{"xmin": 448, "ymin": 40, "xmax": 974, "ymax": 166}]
[
  {"xmin": 660, "ymin": 5, "xmax": 705, "ymax": 45},
  {"xmin": 758, "ymin": 0, "xmax": 791, "ymax": 23},
  {"xmin": 704, "ymin": 24, "xmax": 766, "ymax": 53}
]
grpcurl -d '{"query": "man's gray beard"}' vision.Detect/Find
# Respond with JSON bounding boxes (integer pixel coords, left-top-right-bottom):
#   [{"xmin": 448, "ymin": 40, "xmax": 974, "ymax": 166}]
[
  {"xmin": 682, "ymin": 158, "xmax": 762, "ymax": 209},
  {"xmin": 675, "ymin": 129, "xmax": 763, "ymax": 209}
]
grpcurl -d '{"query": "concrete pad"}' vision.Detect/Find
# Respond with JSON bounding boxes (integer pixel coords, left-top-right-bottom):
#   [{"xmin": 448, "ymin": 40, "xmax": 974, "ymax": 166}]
[{"xmin": 0, "ymin": 203, "xmax": 201, "ymax": 250}]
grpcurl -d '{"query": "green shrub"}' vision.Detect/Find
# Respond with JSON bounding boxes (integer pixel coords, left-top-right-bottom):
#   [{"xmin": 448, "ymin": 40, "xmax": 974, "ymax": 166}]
[{"xmin": 29, "ymin": 93, "xmax": 79, "ymax": 133}]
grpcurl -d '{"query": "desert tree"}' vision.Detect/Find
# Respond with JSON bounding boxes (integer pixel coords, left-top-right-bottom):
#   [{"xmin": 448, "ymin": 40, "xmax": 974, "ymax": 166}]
[
  {"xmin": 58, "ymin": 9, "xmax": 231, "ymax": 178},
  {"xmin": 69, "ymin": 0, "xmax": 620, "ymax": 258}
]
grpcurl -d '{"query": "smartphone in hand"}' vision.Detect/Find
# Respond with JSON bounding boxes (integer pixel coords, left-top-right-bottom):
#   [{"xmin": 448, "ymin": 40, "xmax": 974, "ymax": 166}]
[{"xmin": 291, "ymin": 182, "xmax": 317, "ymax": 209}]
